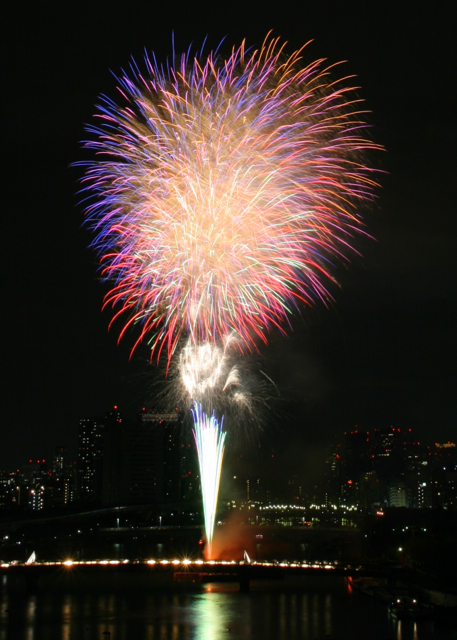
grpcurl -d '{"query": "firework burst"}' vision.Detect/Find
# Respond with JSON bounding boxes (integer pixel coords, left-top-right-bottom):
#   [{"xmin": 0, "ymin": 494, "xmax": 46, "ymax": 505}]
[{"xmin": 79, "ymin": 34, "xmax": 380, "ymax": 360}]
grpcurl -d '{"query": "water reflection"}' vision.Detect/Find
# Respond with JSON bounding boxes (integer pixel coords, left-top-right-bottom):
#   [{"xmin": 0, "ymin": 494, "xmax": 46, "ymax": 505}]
[
  {"xmin": 0, "ymin": 578, "xmax": 453, "ymax": 640},
  {"xmin": 312, "ymin": 592, "xmax": 319, "ymax": 631},
  {"xmin": 290, "ymin": 593, "xmax": 297, "ymax": 636},
  {"xmin": 279, "ymin": 592, "xmax": 287, "ymax": 638},
  {"xmin": 324, "ymin": 594, "xmax": 331, "ymax": 637},
  {"xmin": 191, "ymin": 589, "xmax": 242, "ymax": 639},
  {"xmin": 61, "ymin": 594, "xmax": 73, "ymax": 640},
  {"xmin": 26, "ymin": 596, "xmax": 36, "ymax": 640}
]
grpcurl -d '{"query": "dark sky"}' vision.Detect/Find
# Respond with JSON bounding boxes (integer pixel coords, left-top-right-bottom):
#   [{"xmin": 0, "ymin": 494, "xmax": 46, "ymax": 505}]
[{"xmin": 2, "ymin": 1, "xmax": 456, "ymax": 469}]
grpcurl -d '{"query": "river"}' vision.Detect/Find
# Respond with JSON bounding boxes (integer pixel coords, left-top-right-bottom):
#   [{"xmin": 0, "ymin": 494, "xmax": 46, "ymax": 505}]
[{"xmin": 1, "ymin": 576, "xmax": 455, "ymax": 640}]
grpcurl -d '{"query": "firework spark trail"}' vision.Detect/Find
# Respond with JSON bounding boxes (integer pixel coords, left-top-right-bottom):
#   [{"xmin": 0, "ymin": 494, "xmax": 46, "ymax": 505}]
[
  {"xmin": 191, "ymin": 403, "xmax": 226, "ymax": 555},
  {"xmin": 79, "ymin": 34, "xmax": 380, "ymax": 362}
]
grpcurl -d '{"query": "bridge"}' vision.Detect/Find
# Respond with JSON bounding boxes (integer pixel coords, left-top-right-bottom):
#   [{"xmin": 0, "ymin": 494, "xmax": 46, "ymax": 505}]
[{"xmin": 0, "ymin": 557, "xmax": 391, "ymax": 592}]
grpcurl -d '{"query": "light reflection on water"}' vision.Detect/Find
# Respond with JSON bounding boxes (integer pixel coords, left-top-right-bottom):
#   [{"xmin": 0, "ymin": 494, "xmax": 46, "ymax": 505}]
[
  {"xmin": 26, "ymin": 596, "xmax": 36, "ymax": 640},
  {"xmin": 0, "ymin": 578, "xmax": 455, "ymax": 640},
  {"xmin": 192, "ymin": 591, "xmax": 241, "ymax": 639}
]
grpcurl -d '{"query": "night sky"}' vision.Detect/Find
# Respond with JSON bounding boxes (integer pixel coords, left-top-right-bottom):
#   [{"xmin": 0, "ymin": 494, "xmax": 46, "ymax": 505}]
[{"xmin": 3, "ymin": 1, "xmax": 456, "ymax": 471}]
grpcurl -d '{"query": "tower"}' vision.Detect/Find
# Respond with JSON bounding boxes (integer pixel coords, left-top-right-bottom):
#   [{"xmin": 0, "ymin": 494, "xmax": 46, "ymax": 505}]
[{"xmin": 77, "ymin": 417, "xmax": 104, "ymax": 502}]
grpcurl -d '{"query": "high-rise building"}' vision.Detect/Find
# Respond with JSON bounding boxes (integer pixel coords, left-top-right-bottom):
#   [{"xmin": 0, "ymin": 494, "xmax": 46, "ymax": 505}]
[
  {"xmin": 30, "ymin": 483, "xmax": 45, "ymax": 511},
  {"xmin": 323, "ymin": 438, "xmax": 343, "ymax": 507},
  {"xmin": 372, "ymin": 427, "xmax": 405, "ymax": 480},
  {"xmin": 179, "ymin": 427, "xmax": 200, "ymax": 502},
  {"xmin": 163, "ymin": 414, "xmax": 182, "ymax": 503},
  {"xmin": 432, "ymin": 442, "xmax": 457, "ymax": 509},
  {"xmin": 139, "ymin": 408, "xmax": 183, "ymax": 503},
  {"xmin": 20, "ymin": 460, "xmax": 47, "ymax": 482},
  {"xmin": 78, "ymin": 417, "xmax": 104, "ymax": 502},
  {"xmin": 129, "ymin": 410, "xmax": 164, "ymax": 505},
  {"xmin": 16, "ymin": 460, "xmax": 48, "ymax": 510},
  {"xmin": 359, "ymin": 471, "xmax": 379, "ymax": 512},
  {"xmin": 372, "ymin": 426, "xmax": 406, "ymax": 503},
  {"xmin": 0, "ymin": 471, "xmax": 18, "ymax": 510},
  {"xmin": 63, "ymin": 474, "xmax": 74, "ymax": 505},
  {"xmin": 389, "ymin": 482, "xmax": 408, "ymax": 508},
  {"xmin": 102, "ymin": 406, "xmax": 130, "ymax": 506},
  {"xmin": 343, "ymin": 429, "xmax": 370, "ymax": 481},
  {"xmin": 52, "ymin": 446, "xmax": 67, "ymax": 476}
]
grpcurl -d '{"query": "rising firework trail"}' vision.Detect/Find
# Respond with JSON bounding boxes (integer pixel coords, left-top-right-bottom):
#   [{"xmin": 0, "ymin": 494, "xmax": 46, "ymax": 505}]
[
  {"xmin": 191, "ymin": 403, "xmax": 226, "ymax": 555},
  {"xmin": 78, "ymin": 34, "xmax": 380, "ymax": 553}
]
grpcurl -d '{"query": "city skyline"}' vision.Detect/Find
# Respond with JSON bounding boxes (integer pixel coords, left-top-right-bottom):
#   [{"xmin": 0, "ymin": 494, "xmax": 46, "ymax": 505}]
[{"xmin": 1, "ymin": 409, "xmax": 455, "ymax": 518}]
